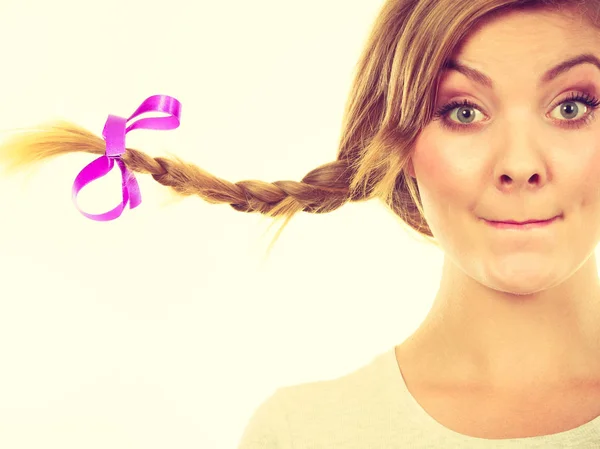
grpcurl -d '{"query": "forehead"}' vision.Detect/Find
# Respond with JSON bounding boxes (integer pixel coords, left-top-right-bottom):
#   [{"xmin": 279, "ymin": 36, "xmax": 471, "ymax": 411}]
[
  {"xmin": 438, "ymin": 9, "xmax": 600, "ymax": 88},
  {"xmin": 458, "ymin": 7, "xmax": 594, "ymax": 51}
]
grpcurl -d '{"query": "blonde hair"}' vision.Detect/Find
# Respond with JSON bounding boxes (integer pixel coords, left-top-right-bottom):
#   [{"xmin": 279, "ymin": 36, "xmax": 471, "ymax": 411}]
[{"xmin": 0, "ymin": 0, "xmax": 597, "ymax": 258}]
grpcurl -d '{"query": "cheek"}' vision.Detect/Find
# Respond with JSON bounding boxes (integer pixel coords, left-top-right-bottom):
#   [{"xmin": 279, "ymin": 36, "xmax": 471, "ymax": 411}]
[
  {"xmin": 411, "ymin": 137, "xmax": 479, "ymax": 243},
  {"xmin": 552, "ymin": 134, "xmax": 600, "ymax": 210},
  {"xmin": 412, "ymin": 137, "xmax": 473, "ymax": 211},
  {"xmin": 576, "ymin": 150, "xmax": 600, "ymax": 209}
]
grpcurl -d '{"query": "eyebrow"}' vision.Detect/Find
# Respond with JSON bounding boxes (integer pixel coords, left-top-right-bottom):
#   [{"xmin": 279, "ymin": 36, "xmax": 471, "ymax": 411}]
[{"xmin": 442, "ymin": 53, "xmax": 600, "ymax": 89}]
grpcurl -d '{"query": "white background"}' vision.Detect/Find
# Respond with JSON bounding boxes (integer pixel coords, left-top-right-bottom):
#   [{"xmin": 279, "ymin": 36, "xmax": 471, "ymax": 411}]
[{"xmin": 0, "ymin": 0, "xmax": 442, "ymax": 447}]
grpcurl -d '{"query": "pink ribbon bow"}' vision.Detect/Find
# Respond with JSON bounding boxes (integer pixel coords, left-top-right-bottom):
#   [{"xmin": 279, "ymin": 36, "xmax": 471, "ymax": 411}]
[{"xmin": 72, "ymin": 94, "xmax": 182, "ymax": 221}]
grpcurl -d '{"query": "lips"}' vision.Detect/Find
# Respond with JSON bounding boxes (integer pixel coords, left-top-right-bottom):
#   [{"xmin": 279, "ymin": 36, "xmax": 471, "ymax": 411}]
[
  {"xmin": 483, "ymin": 215, "xmax": 560, "ymax": 230},
  {"xmin": 495, "ymin": 218, "xmax": 553, "ymax": 225}
]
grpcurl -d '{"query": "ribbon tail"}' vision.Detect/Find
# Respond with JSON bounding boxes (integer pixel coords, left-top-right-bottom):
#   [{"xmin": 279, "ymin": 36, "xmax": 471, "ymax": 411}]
[{"xmin": 116, "ymin": 159, "xmax": 142, "ymax": 210}]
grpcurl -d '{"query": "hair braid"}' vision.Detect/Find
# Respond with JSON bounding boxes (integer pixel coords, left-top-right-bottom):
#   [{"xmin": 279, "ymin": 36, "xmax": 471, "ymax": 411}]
[{"xmin": 0, "ymin": 121, "xmax": 360, "ymax": 255}]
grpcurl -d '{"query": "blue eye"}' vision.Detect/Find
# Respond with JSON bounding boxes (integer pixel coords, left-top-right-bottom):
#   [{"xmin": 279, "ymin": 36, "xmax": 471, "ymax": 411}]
[{"xmin": 432, "ymin": 91, "xmax": 600, "ymax": 132}]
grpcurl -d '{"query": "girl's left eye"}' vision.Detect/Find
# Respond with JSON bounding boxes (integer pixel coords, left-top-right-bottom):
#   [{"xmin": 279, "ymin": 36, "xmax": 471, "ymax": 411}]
[{"xmin": 432, "ymin": 91, "xmax": 600, "ymax": 132}]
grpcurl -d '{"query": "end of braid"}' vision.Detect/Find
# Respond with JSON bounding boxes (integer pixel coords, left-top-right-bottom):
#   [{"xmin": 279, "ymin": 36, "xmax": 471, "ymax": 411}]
[{"xmin": 0, "ymin": 120, "xmax": 105, "ymax": 177}]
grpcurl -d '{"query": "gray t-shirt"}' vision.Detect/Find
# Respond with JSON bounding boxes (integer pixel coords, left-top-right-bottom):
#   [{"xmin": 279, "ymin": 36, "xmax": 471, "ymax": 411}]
[{"xmin": 237, "ymin": 346, "xmax": 600, "ymax": 448}]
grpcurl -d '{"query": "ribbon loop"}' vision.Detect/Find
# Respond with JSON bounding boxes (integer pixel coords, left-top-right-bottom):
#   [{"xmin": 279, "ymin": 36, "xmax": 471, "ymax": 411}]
[{"xmin": 72, "ymin": 94, "xmax": 182, "ymax": 221}]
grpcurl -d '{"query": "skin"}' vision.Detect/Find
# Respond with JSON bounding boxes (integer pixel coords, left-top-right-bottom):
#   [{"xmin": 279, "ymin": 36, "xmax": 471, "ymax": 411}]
[{"xmin": 403, "ymin": 8, "xmax": 600, "ymax": 395}]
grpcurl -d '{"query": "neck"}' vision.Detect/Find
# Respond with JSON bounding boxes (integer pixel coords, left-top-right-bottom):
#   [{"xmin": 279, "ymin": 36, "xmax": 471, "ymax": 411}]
[{"xmin": 414, "ymin": 255, "xmax": 600, "ymax": 391}]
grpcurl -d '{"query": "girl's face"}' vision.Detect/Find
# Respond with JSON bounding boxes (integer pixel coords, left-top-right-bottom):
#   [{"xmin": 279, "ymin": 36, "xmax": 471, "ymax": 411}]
[{"xmin": 409, "ymin": 9, "xmax": 600, "ymax": 294}]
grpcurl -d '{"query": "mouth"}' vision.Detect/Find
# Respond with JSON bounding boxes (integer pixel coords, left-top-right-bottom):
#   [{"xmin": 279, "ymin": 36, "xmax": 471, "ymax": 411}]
[{"xmin": 483, "ymin": 215, "xmax": 560, "ymax": 230}]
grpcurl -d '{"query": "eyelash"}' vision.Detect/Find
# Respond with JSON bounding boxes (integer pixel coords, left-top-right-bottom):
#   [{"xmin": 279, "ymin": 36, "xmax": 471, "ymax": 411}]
[{"xmin": 432, "ymin": 91, "xmax": 600, "ymax": 132}]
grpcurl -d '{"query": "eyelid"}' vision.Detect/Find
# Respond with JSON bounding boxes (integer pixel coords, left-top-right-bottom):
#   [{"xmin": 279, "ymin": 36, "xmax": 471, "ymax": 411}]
[
  {"xmin": 439, "ymin": 81, "xmax": 600, "ymax": 110},
  {"xmin": 441, "ymin": 91, "xmax": 586, "ymax": 118}
]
